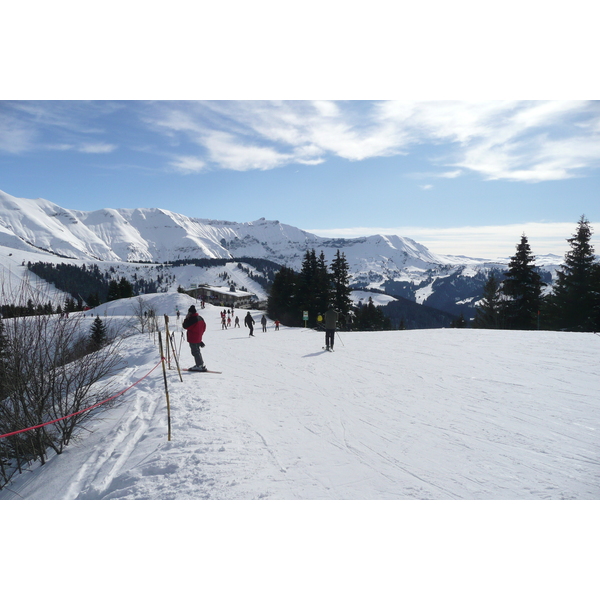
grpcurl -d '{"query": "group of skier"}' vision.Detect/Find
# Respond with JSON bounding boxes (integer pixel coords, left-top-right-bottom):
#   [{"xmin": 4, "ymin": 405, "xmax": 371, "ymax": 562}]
[
  {"xmin": 181, "ymin": 303, "xmax": 339, "ymax": 371},
  {"xmin": 219, "ymin": 309, "xmax": 240, "ymax": 329}
]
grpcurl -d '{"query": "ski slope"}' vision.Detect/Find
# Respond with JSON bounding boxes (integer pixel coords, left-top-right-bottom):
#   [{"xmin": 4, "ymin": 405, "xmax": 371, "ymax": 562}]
[{"xmin": 2, "ymin": 293, "xmax": 598, "ymax": 501}]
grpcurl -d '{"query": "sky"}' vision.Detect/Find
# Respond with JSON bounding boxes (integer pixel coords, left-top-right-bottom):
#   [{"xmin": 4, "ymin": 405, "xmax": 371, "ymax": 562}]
[{"xmin": 2, "ymin": 3, "xmax": 599, "ymax": 259}]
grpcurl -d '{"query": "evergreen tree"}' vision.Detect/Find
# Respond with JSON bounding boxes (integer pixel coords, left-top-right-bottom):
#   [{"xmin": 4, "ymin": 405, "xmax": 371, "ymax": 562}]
[
  {"xmin": 118, "ymin": 277, "xmax": 134, "ymax": 299},
  {"xmin": 89, "ymin": 316, "xmax": 108, "ymax": 349},
  {"xmin": 501, "ymin": 234, "xmax": 545, "ymax": 329},
  {"xmin": 330, "ymin": 250, "xmax": 353, "ymax": 316},
  {"xmin": 354, "ymin": 298, "xmax": 392, "ymax": 331},
  {"xmin": 63, "ymin": 297, "xmax": 76, "ymax": 313},
  {"xmin": 473, "ymin": 271, "xmax": 502, "ymax": 328},
  {"xmin": 297, "ymin": 249, "xmax": 317, "ymax": 315},
  {"xmin": 107, "ymin": 280, "xmax": 120, "ymax": 302},
  {"xmin": 86, "ymin": 292, "xmax": 101, "ymax": 308},
  {"xmin": 296, "ymin": 249, "xmax": 331, "ymax": 326},
  {"xmin": 451, "ymin": 313, "xmax": 467, "ymax": 328},
  {"xmin": 548, "ymin": 216, "xmax": 599, "ymax": 331},
  {"xmin": 267, "ymin": 266, "xmax": 301, "ymax": 326},
  {"xmin": 592, "ymin": 262, "xmax": 600, "ymax": 331},
  {"xmin": 314, "ymin": 251, "xmax": 332, "ymax": 316}
]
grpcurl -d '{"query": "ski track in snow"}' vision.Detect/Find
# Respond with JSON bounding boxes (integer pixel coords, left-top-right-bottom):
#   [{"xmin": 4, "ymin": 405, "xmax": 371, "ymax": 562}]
[{"xmin": 2, "ymin": 296, "xmax": 599, "ymax": 500}]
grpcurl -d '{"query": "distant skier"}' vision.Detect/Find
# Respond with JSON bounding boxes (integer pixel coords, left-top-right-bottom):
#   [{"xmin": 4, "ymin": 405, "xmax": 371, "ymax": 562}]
[
  {"xmin": 274, "ymin": 320, "xmax": 280, "ymax": 331},
  {"xmin": 324, "ymin": 304, "xmax": 339, "ymax": 351},
  {"xmin": 244, "ymin": 311, "xmax": 255, "ymax": 337},
  {"xmin": 234, "ymin": 315, "xmax": 240, "ymax": 328},
  {"xmin": 261, "ymin": 314, "xmax": 267, "ymax": 332},
  {"xmin": 182, "ymin": 305, "xmax": 207, "ymax": 371}
]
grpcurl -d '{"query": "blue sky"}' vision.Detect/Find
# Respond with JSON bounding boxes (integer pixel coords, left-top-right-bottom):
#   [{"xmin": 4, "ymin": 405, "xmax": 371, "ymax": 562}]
[{"xmin": 2, "ymin": 4, "xmax": 599, "ymax": 259}]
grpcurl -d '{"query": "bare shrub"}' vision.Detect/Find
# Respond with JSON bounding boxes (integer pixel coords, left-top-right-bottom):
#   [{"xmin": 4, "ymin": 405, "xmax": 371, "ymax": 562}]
[{"xmin": 0, "ymin": 279, "xmax": 125, "ymax": 490}]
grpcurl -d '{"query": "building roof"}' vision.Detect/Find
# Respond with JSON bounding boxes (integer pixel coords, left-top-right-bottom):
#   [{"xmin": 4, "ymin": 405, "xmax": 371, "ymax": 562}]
[{"xmin": 189, "ymin": 285, "xmax": 255, "ymax": 299}]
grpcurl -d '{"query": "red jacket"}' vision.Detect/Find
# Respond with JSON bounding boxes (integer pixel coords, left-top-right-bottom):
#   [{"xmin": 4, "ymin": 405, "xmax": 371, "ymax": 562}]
[{"xmin": 183, "ymin": 312, "xmax": 206, "ymax": 343}]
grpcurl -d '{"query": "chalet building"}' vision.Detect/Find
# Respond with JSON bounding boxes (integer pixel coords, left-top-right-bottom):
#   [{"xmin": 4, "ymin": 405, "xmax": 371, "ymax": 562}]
[{"xmin": 184, "ymin": 284, "xmax": 258, "ymax": 308}]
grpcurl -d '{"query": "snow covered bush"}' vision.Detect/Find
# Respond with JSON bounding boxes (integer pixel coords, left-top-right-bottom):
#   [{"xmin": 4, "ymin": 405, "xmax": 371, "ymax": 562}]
[{"xmin": 0, "ymin": 293, "xmax": 124, "ymax": 490}]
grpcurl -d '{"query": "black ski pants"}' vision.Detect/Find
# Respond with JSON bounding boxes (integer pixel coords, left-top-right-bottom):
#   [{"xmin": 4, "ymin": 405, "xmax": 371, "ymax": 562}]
[{"xmin": 325, "ymin": 329, "xmax": 335, "ymax": 349}]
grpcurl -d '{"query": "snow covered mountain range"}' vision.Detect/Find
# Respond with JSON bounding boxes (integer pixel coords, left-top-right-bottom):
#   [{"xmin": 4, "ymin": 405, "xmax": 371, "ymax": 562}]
[{"xmin": 0, "ymin": 189, "xmax": 561, "ymax": 318}]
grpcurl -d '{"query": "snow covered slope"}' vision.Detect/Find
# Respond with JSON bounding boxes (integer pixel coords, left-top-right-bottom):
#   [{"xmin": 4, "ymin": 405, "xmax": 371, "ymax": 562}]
[{"xmin": 2, "ymin": 293, "xmax": 598, "ymax": 500}]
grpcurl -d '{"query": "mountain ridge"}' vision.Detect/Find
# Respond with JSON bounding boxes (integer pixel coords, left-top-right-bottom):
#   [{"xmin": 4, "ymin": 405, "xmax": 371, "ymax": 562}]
[{"xmin": 0, "ymin": 189, "xmax": 562, "ymax": 318}]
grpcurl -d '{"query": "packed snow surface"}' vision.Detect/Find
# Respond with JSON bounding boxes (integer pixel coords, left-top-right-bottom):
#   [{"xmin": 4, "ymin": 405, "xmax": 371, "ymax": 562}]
[{"xmin": 2, "ymin": 292, "xmax": 599, "ymax": 500}]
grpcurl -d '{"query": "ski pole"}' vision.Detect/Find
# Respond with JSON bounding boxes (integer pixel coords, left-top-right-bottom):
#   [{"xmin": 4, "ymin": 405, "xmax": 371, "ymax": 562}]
[
  {"xmin": 168, "ymin": 331, "xmax": 183, "ymax": 382},
  {"xmin": 336, "ymin": 330, "xmax": 345, "ymax": 347},
  {"xmin": 178, "ymin": 331, "xmax": 184, "ymax": 358}
]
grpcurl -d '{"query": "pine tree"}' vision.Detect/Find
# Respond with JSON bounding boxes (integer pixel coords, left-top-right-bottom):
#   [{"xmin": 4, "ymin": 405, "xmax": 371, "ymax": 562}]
[
  {"xmin": 86, "ymin": 292, "xmax": 100, "ymax": 308},
  {"xmin": 314, "ymin": 251, "xmax": 331, "ymax": 316},
  {"xmin": 107, "ymin": 280, "xmax": 120, "ymax": 302},
  {"xmin": 501, "ymin": 234, "xmax": 545, "ymax": 329},
  {"xmin": 297, "ymin": 249, "xmax": 331, "ymax": 326},
  {"xmin": 118, "ymin": 277, "xmax": 133, "ymax": 299},
  {"xmin": 548, "ymin": 216, "xmax": 599, "ymax": 331},
  {"xmin": 298, "ymin": 250, "xmax": 317, "ymax": 312},
  {"xmin": 267, "ymin": 266, "xmax": 301, "ymax": 326},
  {"xmin": 592, "ymin": 262, "xmax": 600, "ymax": 331},
  {"xmin": 354, "ymin": 297, "xmax": 392, "ymax": 331},
  {"xmin": 90, "ymin": 316, "xmax": 108, "ymax": 349},
  {"xmin": 451, "ymin": 313, "xmax": 467, "ymax": 328},
  {"xmin": 330, "ymin": 250, "xmax": 353, "ymax": 317},
  {"xmin": 473, "ymin": 271, "xmax": 502, "ymax": 328},
  {"xmin": 63, "ymin": 297, "xmax": 76, "ymax": 313}
]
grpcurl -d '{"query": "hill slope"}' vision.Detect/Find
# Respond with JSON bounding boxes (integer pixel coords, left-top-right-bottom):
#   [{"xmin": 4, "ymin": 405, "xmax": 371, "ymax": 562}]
[{"xmin": 2, "ymin": 293, "xmax": 598, "ymax": 500}]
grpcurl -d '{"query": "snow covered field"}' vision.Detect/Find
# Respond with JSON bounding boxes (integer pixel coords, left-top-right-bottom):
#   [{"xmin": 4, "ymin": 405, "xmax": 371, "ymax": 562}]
[
  {"xmin": 3, "ymin": 292, "xmax": 598, "ymax": 597},
  {"xmin": 2, "ymin": 292, "xmax": 598, "ymax": 501}
]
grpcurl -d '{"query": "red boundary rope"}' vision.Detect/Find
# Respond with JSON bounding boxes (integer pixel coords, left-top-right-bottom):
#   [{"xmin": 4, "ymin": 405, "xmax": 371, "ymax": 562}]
[{"xmin": 0, "ymin": 359, "xmax": 165, "ymax": 440}]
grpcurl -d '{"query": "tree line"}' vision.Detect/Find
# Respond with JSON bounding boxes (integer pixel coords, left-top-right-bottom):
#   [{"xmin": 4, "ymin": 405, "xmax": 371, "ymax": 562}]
[
  {"xmin": 267, "ymin": 249, "xmax": 391, "ymax": 330},
  {"xmin": 474, "ymin": 216, "xmax": 600, "ymax": 331},
  {"xmin": 12, "ymin": 262, "xmax": 138, "ymax": 317}
]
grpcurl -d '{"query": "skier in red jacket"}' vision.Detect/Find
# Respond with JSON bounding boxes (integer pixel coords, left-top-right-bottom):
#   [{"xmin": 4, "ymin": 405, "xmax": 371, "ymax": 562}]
[{"xmin": 182, "ymin": 305, "xmax": 207, "ymax": 371}]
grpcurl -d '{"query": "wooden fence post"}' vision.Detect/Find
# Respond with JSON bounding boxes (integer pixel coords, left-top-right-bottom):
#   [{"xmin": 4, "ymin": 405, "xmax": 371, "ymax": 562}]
[{"xmin": 157, "ymin": 331, "xmax": 172, "ymax": 441}]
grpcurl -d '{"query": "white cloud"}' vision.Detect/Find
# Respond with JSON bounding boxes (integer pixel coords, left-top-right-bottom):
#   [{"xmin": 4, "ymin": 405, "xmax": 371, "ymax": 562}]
[
  {"xmin": 440, "ymin": 169, "xmax": 462, "ymax": 178},
  {"xmin": 306, "ymin": 222, "xmax": 599, "ymax": 259},
  {"xmin": 79, "ymin": 142, "xmax": 117, "ymax": 154},
  {"xmin": 0, "ymin": 112, "xmax": 37, "ymax": 153},
  {"xmin": 419, "ymin": 184, "xmax": 433, "ymax": 190},
  {"xmin": 169, "ymin": 155, "xmax": 207, "ymax": 174},
  {"xmin": 144, "ymin": 100, "xmax": 600, "ymax": 181},
  {"xmin": 46, "ymin": 143, "xmax": 75, "ymax": 151},
  {"xmin": 202, "ymin": 131, "xmax": 294, "ymax": 171}
]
